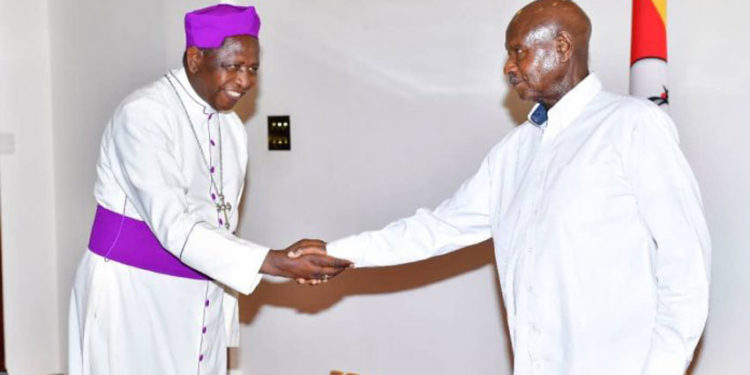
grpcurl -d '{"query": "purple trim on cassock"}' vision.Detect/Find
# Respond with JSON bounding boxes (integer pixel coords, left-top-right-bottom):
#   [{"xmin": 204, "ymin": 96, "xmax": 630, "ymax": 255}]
[{"xmin": 88, "ymin": 205, "xmax": 210, "ymax": 280}]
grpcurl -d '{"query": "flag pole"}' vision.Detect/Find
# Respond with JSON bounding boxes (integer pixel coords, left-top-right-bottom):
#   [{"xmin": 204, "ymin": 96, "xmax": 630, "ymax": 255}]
[{"xmin": 630, "ymin": 0, "xmax": 669, "ymax": 111}]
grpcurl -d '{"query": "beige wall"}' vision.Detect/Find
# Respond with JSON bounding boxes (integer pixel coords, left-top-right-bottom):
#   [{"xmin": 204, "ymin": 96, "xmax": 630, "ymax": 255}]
[
  {"xmin": 0, "ymin": 0, "xmax": 748, "ymax": 374},
  {"xmin": 238, "ymin": 0, "xmax": 750, "ymax": 373},
  {"xmin": 47, "ymin": 0, "xmax": 172, "ymax": 370},
  {"xmin": 235, "ymin": 0, "xmax": 629, "ymax": 373},
  {"xmin": 0, "ymin": 0, "xmax": 60, "ymax": 373},
  {"xmin": 668, "ymin": 1, "xmax": 750, "ymax": 373}
]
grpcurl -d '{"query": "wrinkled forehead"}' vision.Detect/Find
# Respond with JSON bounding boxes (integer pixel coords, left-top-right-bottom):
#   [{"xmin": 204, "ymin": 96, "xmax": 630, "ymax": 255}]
[{"xmin": 505, "ymin": 16, "xmax": 556, "ymax": 47}]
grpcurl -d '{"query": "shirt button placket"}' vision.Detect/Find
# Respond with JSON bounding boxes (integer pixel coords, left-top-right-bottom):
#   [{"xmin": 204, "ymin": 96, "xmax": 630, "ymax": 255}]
[
  {"xmin": 533, "ymin": 360, "xmax": 542, "ymax": 373},
  {"xmin": 199, "ymin": 298, "xmax": 210, "ymax": 367},
  {"xmin": 528, "ymin": 349, "xmax": 537, "ymax": 374}
]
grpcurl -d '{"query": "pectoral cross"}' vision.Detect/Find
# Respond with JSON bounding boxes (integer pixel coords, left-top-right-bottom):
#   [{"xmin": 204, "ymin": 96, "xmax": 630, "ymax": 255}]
[{"xmin": 216, "ymin": 194, "xmax": 231, "ymax": 230}]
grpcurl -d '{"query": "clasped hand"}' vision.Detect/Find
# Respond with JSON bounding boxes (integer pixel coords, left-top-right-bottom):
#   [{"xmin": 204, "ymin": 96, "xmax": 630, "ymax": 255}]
[{"xmin": 261, "ymin": 239, "xmax": 352, "ymax": 285}]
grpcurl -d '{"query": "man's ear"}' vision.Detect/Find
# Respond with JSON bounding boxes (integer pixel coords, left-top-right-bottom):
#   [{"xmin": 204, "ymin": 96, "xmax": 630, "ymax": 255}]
[
  {"xmin": 555, "ymin": 31, "xmax": 574, "ymax": 62},
  {"xmin": 185, "ymin": 46, "xmax": 204, "ymax": 74}
]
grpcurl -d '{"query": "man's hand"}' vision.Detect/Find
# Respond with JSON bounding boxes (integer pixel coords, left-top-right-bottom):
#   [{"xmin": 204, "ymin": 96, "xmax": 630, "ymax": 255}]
[
  {"xmin": 260, "ymin": 239, "xmax": 352, "ymax": 284},
  {"xmin": 286, "ymin": 241, "xmax": 352, "ymax": 285}
]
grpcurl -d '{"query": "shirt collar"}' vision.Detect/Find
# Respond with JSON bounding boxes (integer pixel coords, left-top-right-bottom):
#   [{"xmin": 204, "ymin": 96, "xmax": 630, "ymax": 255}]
[
  {"xmin": 169, "ymin": 67, "xmax": 217, "ymax": 116},
  {"xmin": 528, "ymin": 103, "xmax": 548, "ymax": 127},
  {"xmin": 526, "ymin": 73, "xmax": 602, "ymax": 134}
]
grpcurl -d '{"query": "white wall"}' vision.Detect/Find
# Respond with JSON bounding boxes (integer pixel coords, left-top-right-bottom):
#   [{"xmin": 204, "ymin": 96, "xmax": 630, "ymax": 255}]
[
  {"xmin": 48, "ymin": 0, "xmax": 170, "ymax": 368},
  {"xmin": 1, "ymin": 0, "xmax": 748, "ymax": 374},
  {"xmin": 669, "ymin": 0, "xmax": 750, "ymax": 373},
  {"xmin": 0, "ymin": 0, "xmax": 61, "ymax": 373},
  {"xmin": 237, "ymin": 0, "xmax": 750, "ymax": 374},
  {"xmin": 47, "ymin": 0, "xmax": 220, "ymax": 371},
  {"xmin": 235, "ymin": 1, "xmax": 632, "ymax": 374}
]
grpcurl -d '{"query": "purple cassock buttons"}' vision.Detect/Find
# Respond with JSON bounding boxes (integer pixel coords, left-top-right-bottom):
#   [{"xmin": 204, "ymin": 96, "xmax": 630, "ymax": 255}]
[
  {"xmin": 205, "ymin": 299, "xmax": 210, "ymax": 307},
  {"xmin": 210, "ymin": 166, "xmax": 215, "ymax": 174},
  {"xmin": 199, "ymin": 354, "xmax": 204, "ymax": 362},
  {"xmin": 202, "ymin": 326, "xmax": 207, "ymax": 334}
]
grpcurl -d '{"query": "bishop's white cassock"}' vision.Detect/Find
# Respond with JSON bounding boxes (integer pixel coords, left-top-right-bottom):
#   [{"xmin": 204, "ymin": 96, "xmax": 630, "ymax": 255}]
[{"xmin": 69, "ymin": 67, "xmax": 269, "ymax": 375}]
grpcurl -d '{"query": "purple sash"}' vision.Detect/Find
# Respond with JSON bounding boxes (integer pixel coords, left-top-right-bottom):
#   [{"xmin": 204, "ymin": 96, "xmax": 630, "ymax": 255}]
[{"xmin": 88, "ymin": 205, "xmax": 210, "ymax": 280}]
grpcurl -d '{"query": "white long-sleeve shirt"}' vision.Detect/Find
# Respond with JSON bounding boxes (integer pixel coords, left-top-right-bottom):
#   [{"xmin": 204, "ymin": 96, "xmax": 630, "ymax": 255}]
[
  {"xmin": 69, "ymin": 68, "xmax": 269, "ymax": 375},
  {"xmin": 327, "ymin": 74, "xmax": 710, "ymax": 375}
]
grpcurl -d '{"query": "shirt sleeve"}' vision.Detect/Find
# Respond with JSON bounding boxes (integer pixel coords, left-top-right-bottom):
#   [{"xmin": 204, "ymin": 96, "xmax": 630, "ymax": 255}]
[
  {"xmin": 625, "ymin": 103, "xmax": 711, "ymax": 375},
  {"xmin": 109, "ymin": 97, "xmax": 268, "ymax": 295},
  {"xmin": 326, "ymin": 154, "xmax": 494, "ymax": 267}
]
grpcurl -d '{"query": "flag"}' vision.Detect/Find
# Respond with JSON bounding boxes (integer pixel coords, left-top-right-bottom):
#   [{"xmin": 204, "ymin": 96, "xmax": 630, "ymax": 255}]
[{"xmin": 630, "ymin": 0, "xmax": 668, "ymax": 110}]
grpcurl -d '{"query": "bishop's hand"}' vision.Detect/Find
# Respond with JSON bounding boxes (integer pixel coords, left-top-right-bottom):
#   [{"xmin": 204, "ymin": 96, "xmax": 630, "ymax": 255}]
[{"xmin": 260, "ymin": 239, "xmax": 352, "ymax": 284}]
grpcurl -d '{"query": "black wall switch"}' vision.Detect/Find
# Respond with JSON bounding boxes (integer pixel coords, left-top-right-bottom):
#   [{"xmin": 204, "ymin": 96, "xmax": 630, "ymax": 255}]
[{"xmin": 268, "ymin": 115, "xmax": 291, "ymax": 151}]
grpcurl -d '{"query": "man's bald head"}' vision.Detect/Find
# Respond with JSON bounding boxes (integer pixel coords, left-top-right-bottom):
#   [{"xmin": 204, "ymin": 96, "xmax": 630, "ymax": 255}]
[
  {"xmin": 510, "ymin": 0, "xmax": 591, "ymax": 61},
  {"xmin": 510, "ymin": 0, "xmax": 591, "ymax": 37},
  {"xmin": 504, "ymin": 0, "xmax": 592, "ymax": 108}
]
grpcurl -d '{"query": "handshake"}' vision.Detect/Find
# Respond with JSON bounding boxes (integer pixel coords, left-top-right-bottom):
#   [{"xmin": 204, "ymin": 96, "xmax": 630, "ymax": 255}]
[{"xmin": 260, "ymin": 239, "xmax": 353, "ymax": 285}]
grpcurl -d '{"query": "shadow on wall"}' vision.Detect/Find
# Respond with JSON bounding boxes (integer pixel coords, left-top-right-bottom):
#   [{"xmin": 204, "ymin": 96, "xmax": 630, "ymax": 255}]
[
  {"xmin": 239, "ymin": 240, "xmax": 497, "ymax": 316},
  {"xmin": 234, "ymin": 81, "xmax": 260, "ymax": 123},
  {"xmin": 237, "ymin": 239, "xmax": 514, "ymax": 366}
]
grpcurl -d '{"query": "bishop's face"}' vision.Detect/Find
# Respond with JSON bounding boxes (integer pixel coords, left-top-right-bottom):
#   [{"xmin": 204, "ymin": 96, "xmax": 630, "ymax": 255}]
[{"xmin": 187, "ymin": 35, "xmax": 260, "ymax": 111}]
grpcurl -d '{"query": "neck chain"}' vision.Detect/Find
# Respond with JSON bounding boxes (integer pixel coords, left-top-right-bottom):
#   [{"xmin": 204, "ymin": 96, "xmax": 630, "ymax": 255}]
[{"xmin": 165, "ymin": 72, "xmax": 231, "ymax": 229}]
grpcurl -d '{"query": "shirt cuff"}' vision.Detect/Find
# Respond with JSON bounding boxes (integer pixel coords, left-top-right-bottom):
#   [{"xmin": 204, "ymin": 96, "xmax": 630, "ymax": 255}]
[
  {"xmin": 642, "ymin": 351, "xmax": 688, "ymax": 375},
  {"xmin": 326, "ymin": 237, "xmax": 364, "ymax": 268},
  {"xmin": 180, "ymin": 223, "xmax": 269, "ymax": 294}
]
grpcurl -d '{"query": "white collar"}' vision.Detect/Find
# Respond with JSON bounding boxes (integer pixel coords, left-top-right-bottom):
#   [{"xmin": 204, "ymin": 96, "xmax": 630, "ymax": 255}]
[
  {"xmin": 526, "ymin": 73, "xmax": 602, "ymax": 136},
  {"xmin": 168, "ymin": 67, "xmax": 218, "ymax": 116}
]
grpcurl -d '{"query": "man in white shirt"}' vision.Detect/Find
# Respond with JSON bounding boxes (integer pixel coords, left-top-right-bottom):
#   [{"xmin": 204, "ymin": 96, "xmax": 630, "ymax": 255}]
[
  {"xmin": 297, "ymin": 0, "xmax": 710, "ymax": 373},
  {"xmin": 69, "ymin": 4, "xmax": 351, "ymax": 375}
]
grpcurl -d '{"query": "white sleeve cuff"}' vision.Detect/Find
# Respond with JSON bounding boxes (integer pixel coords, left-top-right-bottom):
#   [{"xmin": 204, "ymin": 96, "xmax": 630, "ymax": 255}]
[
  {"xmin": 181, "ymin": 223, "xmax": 269, "ymax": 294},
  {"xmin": 642, "ymin": 351, "xmax": 688, "ymax": 375},
  {"xmin": 326, "ymin": 237, "xmax": 366, "ymax": 268}
]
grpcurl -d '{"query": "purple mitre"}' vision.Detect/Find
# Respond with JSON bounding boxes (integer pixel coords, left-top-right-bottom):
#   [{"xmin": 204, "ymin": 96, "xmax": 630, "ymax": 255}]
[{"xmin": 185, "ymin": 4, "xmax": 261, "ymax": 49}]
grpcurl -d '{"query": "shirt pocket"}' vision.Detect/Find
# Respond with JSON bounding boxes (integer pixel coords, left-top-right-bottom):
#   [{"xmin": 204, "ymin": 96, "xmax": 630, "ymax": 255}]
[{"xmin": 547, "ymin": 164, "xmax": 628, "ymax": 225}]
